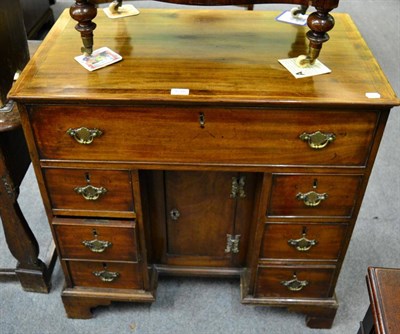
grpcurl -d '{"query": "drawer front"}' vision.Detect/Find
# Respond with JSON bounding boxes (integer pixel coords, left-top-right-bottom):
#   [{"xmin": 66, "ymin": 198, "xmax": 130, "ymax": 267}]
[
  {"xmin": 43, "ymin": 168, "xmax": 135, "ymax": 217},
  {"xmin": 260, "ymin": 223, "xmax": 348, "ymax": 260},
  {"xmin": 268, "ymin": 174, "xmax": 363, "ymax": 218},
  {"xmin": 29, "ymin": 105, "xmax": 378, "ymax": 167},
  {"xmin": 255, "ymin": 266, "xmax": 335, "ymax": 299},
  {"xmin": 66, "ymin": 261, "xmax": 143, "ymax": 289},
  {"xmin": 54, "ymin": 219, "xmax": 138, "ymax": 261}
]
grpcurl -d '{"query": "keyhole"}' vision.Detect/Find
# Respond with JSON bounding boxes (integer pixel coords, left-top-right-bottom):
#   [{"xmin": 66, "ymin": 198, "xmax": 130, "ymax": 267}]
[
  {"xmin": 92, "ymin": 228, "xmax": 98, "ymax": 238},
  {"xmin": 85, "ymin": 172, "xmax": 91, "ymax": 184},
  {"xmin": 170, "ymin": 209, "xmax": 181, "ymax": 221},
  {"xmin": 199, "ymin": 112, "xmax": 205, "ymax": 128},
  {"xmin": 313, "ymin": 178, "xmax": 318, "ymax": 189}
]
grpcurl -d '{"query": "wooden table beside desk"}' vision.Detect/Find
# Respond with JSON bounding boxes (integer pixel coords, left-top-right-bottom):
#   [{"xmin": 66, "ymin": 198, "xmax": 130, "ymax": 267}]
[
  {"xmin": 9, "ymin": 9, "xmax": 399, "ymax": 328},
  {"xmin": 359, "ymin": 267, "xmax": 400, "ymax": 334}
]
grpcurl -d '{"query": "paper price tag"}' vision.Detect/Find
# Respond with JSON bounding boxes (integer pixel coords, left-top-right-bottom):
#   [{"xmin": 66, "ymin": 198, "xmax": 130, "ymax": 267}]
[
  {"xmin": 276, "ymin": 10, "xmax": 308, "ymax": 26},
  {"xmin": 75, "ymin": 47, "xmax": 122, "ymax": 71},
  {"xmin": 171, "ymin": 88, "xmax": 190, "ymax": 96},
  {"xmin": 365, "ymin": 92, "xmax": 381, "ymax": 99},
  {"xmin": 103, "ymin": 4, "xmax": 140, "ymax": 19},
  {"xmin": 278, "ymin": 58, "xmax": 331, "ymax": 79}
]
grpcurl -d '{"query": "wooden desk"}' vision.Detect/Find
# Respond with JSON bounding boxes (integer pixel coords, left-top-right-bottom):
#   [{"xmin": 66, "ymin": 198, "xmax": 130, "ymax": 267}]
[
  {"xmin": 359, "ymin": 267, "xmax": 400, "ymax": 334},
  {"xmin": 9, "ymin": 9, "xmax": 399, "ymax": 328}
]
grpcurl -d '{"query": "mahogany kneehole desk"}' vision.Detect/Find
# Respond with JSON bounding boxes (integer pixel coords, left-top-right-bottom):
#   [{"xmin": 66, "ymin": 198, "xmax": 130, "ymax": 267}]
[{"xmin": 9, "ymin": 9, "xmax": 399, "ymax": 329}]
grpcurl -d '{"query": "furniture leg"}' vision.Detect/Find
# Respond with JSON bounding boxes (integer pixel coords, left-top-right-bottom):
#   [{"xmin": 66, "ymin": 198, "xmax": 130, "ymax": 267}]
[
  {"xmin": 297, "ymin": 6, "xmax": 335, "ymax": 66},
  {"xmin": 304, "ymin": 305, "xmax": 338, "ymax": 329},
  {"xmin": 289, "ymin": 302, "xmax": 338, "ymax": 329},
  {"xmin": 0, "ymin": 147, "xmax": 51, "ymax": 292},
  {"xmin": 62, "ymin": 295, "xmax": 111, "ymax": 318},
  {"xmin": 70, "ymin": 0, "xmax": 98, "ymax": 55}
]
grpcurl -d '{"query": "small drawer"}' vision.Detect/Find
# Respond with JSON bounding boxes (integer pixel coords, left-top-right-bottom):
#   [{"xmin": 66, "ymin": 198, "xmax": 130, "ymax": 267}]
[
  {"xmin": 43, "ymin": 168, "xmax": 135, "ymax": 217},
  {"xmin": 66, "ymin": 260, "xmax": 143, "ymax": 289},
  {"xmin": 255, "ymin": 266, "xmax": 335, "ymax": 299},
  {"xmin": 28, "ymin": 105, "xmax": 378, "ymax": 167},
  {"xmin": 268, "ymin": 174, "xmax": 362, "ymax": 218},
  {"xmin": 53, "ymin": 218, "xmax": 138, "ymax": 261},
  {"xmin": 260, "ymin": 223, "xmax": 348, "ymax": 261}
]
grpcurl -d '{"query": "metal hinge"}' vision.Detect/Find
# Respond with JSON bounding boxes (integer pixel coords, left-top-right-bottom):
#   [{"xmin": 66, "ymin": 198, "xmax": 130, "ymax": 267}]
[
  {"xmin": 225, "ymin": 234, "xmax": 241, "ymax": 254},
  {"xmin": 230, "ymin": 176, "xmax": 246, "ymax": 199}
]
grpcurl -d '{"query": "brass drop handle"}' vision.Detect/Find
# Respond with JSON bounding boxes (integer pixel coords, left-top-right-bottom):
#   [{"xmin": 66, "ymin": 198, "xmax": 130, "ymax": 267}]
[
  {"xmin": 296, "ymin": 190, "xmax": 328, "ymax": 207},
  {"xmin": 281, "ymin": 274, "xmax": 309, "ymax": 292},
  {"xmin": 170, "ymin": 209, "xmax": 181, "ymax": 221},
  {"xmin": 74, "ymin": 184, "xmax": 107, "ymax": 201},
  {"xmin": 92, "ymin": 269, "xmax": 120, "ymax": 282},
  {"xmin": 288, "ymin": 233, "xmax": 318, "ymax": 252},
  {"xmin": 67, "ymin": 127, "xmax": 103, "ymax": 145},
  {"xmin": 82, "ymin": 238, "xmax": 112, "ymax": 253},
  {"xmin": 299, "ymin": 131, "xmax": 336, "ymax": 149}
]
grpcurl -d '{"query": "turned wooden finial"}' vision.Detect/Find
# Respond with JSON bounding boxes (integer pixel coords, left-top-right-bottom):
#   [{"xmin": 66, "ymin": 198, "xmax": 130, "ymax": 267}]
[
  {"xmin": 308, "ymin": 9, "xmax": 335, "ymax": 59},
  {"xmin": 70, "ymin": 0, "xmax": 98, "ymax": 55},
  {"xmin": 296, "ymin": 7, "xmax": 335, "ymax": 67}
]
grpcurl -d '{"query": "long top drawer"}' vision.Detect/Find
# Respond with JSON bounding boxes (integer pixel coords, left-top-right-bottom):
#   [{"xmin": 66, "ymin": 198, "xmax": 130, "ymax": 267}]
[{"xmin": 28, "ymin": 105, "xmax": 379, "ymax": 167}]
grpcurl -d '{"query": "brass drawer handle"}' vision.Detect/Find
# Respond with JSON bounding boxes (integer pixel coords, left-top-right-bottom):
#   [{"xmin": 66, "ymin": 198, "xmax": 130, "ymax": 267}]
[
  {"xmin": 281, "ymin": 274, "xmax": 309, "ymax": 292},
  {"xmin": 296, "ymin": 191, "xmax": 328, "ymax": 207},
  {"xmin": 67, "ymin": 127, "xmax": 103, "ymax": 145},
  {"xmin": 74, "ymin": 184, "xmax": 107, "ymax": 201},
  {"xmin": 82, "ymin": 238, "xmax": 112, "ymax": 253},
  {"xmin": 288, "ymin": 233, "xmax": 318, "ymax": 252},
  {"xmin": 299, "ymin": 131, "xmax": 336, "ymax": 149},
  {"xmin": 92, "ymin": 269, "xmax": 120, "ymax": 282}
]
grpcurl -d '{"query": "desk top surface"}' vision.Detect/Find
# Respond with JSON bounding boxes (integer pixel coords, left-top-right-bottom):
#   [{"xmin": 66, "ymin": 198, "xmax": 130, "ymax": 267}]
[{"xmin": 9, "ymin": 9, "xmax": 399, "ymax": 107}]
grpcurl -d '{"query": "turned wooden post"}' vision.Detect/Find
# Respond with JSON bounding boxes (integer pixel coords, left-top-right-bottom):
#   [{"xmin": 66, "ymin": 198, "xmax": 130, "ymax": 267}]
[
  {"xmin": 305, "ymin": 7, "xmax": 335, "ymax": 64},
  {"xmin": 296, "ymin": 0, "xmax": 338, "ymax": 66},
  {"xmin": 70, "ymin": 0, "xmax": 98, "ymax": 55}
]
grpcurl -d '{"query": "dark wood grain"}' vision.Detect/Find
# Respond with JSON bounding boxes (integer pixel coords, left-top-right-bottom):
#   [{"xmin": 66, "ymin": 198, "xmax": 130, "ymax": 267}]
[
  {"xmin": 10, "ymin": 8, "xmax": 399, "ymax": 327},
  {"xmin": 360, "ymin": 267, "xmax": 400, "ymax": 334},
  {"xmin": 268, "ymin": 174, "xmax": 363, "ymax": 218},
  {"xmin": 66, "ymin": 260, "xmax": 144, "ymax": 289},
  {"xmin": 53, "ymin": 218, "xmax": 138, "ymax": 261},
  {"xmin": 0, "ymin": 0, "xmax": 54, "ymax": 292},
  {"xmin": 260, "ymin": 222, "xmax": 348, "ymax": 260},
  {"xmin": 42, "ymin": 168, "xmax": 136, "ymax": 217},
  {"xmin": 29, "ymin": 105, "xmax": 379, "ymax": 167},
  {"xmin": 9, "ymin": 10, "xmax": 398, "ymax": 106},
  {"xmin": 255, "ymin": 265, "xmax": 336, "ymax": 298}
]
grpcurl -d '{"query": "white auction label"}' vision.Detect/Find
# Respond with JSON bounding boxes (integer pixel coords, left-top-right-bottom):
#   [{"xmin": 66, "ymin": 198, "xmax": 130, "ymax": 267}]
[
  {"xmin": 171, "ymin": 88, "xmax": 190, "ymax": 95},
  {"xmin": 365, "ymin": 92, "xmax": 381, "ymax": 99}
]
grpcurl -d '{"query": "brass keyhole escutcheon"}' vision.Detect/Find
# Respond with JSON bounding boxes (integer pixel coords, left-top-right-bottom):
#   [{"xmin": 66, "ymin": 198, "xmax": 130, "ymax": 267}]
[
  {"xmin": 199, "ymin": 112, "xmax": 205, "ymax": 128},
  {"xmin": 170, "ymin": 208, "xmax": 181, "ymax": 221}
]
